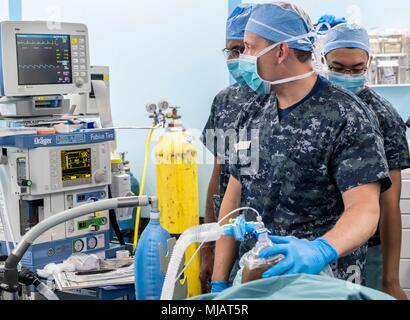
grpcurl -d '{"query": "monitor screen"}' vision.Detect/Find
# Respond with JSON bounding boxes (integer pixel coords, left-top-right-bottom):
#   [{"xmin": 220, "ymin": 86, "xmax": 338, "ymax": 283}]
[
  {"xmin": 16, "ymin": 34, "xmax": 72, "ymax": 85},
  {"xmin": 61, "ymin": 148, "xmax": 92, "ymax": 182}
]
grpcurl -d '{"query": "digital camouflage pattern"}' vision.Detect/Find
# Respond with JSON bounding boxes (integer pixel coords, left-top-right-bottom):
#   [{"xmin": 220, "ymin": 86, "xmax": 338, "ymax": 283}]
[
  {"xmin": 230, "ymin": 77, "xmax": 391, "ymax": 284},
  {"xmin": 358, "ymin": 87, "xmax": 410, "ymax": 171},
  {"xmin": 201, "ymin": 84, "xmax": 260, "ymax": 219},
  {"xmin": 358, "ymin": 86, "xmax": 410, "ymax": 247}
]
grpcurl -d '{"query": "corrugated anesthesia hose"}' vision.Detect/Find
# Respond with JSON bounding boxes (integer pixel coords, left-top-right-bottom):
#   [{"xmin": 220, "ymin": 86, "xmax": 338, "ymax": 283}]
[
  {"xmin": 3, "ymin": 196, "xmax": 150, "ymax": 294},
  {"xmin": 160, "ymin": 223, "xmax": 224, "ymax": 300},
  {"xmin": 160, "ymin": 207, "xmax": 261, "ymax": 300},
  {"xmin": 0, "ymin": 168, "xmax": 17, "ymax": 253},
  {"xmin": 173, "ymin": 207, "xmax": 261, "ymax": 283}
]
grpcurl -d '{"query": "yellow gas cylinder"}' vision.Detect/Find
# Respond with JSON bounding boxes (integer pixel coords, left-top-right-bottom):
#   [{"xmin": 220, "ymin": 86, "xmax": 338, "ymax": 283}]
[{"xmin": 155, "ymin": 119, "xmax": 201, "ymax": 297}]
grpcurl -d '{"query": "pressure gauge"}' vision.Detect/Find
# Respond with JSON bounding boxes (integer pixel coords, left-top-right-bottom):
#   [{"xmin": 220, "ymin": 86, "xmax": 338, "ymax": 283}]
[
  {"xmin": 146, "ymin": 103, "xmax": 157, "ymax": 114},
  {"xmin": 73, "ymin": 239, "xmax": 85, "ymax": 253},
  {"xmin": 158, "ymin": 100, "xmax": 169, "ymax": 112},
  {"xmin": 87, "ymin": 236, "xmax": 98, "ymax": 250}
]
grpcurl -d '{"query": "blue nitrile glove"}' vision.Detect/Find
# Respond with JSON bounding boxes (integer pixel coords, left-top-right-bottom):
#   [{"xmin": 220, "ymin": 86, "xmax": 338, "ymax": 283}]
[
  {"xmin": 211, "ymin": 281, "xmax": 230, "ymax": 293},
  {"xmin": 317, "ymin": 14, "xmax": 347, "ymax": 29},
  {"xmin": 259, "ymin": 236, "xmax": 339, "ymax": 278}
]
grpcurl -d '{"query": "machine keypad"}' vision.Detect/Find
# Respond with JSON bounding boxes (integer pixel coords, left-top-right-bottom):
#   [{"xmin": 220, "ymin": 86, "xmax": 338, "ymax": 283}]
[{"xmin": 71, "ymin": 36, "xmax": 88, "ymax": 86}]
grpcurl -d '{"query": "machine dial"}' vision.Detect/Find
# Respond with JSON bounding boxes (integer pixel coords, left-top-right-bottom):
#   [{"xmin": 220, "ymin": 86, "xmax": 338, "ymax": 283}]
[
  {"xmin": 73, "ymin": 239, "xmax": 85, "ymax": 253},
  {"xmin": 158, "ymin": 100, "xmax": 169, "ymax": 112},
  {"xmin": 94, "ymin": 170, "xmax": 107, "ymax": 183},
  {"xmin": 68, "ymin": 220, "xmax": 75, "ymax": 233},
  {"xmin": 75, "ymin": 77, "xmax": 85, "ymax": 87},
  {"xmin": 87, "ymin": 236, "xmax": 98, "ymax": 250},
  {"xmin": 146, "ymin": 103, "xmax": 157, "ymax": 114}
]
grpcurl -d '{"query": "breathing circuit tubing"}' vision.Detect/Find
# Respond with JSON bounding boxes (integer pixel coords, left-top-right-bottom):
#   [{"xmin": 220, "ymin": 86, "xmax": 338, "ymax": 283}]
[
  {"xmin": 0, "ymin": 167, "xmax": 17, "ymax": 255},
  {"xmin": 160, "ymin": 207, "xmax": 260, "ymax": 300}
]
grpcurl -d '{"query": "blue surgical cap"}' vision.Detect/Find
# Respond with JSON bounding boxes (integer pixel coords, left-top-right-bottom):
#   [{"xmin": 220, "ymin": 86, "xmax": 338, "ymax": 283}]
[
  {"xmin": 226, "ymin": 4, "xmax": 253, "ymax": 40},
  {"xmin": 245, "ymin": 2, "xmax": 315, "ymax": 52},
  {"xmin": 324, "ymin": 23, "xmax": 370, "ymax": 56}
]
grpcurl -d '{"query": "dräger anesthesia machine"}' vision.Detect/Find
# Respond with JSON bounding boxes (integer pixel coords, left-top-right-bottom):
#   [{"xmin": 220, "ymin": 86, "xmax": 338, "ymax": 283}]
[{"xmin": 0, "ymin": 21, "xmax": 138, "ymax": 299}]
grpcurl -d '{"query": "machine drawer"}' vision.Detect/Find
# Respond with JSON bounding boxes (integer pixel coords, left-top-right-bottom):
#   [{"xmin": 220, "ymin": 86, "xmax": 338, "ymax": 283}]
[
  {"xmin": 401, "ymin": 169, "xmax": 410, "ymax": 180},
  {"xmin": 401, "ymin": 180, "xmax": 410, "ymax": 198},
  {"xmin": 402, "ymin": 230, "xmax": 410, "ymax": 258},
  {"xmin": 400, "ymin": 259, "xmax": 410, "ymax": 288},
  {"xmin": 403, "ymin": 215, "xmax": 410, "ymax": 229},
  {"xmin": 400, "ymin": 200, "xmax": 410, "ymax": 214}
]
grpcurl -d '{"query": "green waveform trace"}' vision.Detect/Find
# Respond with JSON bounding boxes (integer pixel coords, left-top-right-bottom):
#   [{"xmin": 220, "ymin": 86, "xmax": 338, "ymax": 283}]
[
  {"xmin": 18, "ymin": 64, "xmax": 57, "ymax": 69},
  {"xmin": 17, "ymin": 39, "xmax": 61, "ymax": 46}
]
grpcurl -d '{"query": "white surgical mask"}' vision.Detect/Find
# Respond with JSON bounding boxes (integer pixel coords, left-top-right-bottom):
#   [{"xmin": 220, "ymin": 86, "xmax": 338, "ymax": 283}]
[{"xmin": 238, "ymin": 23, "xmax": 330, "ymax": 94}]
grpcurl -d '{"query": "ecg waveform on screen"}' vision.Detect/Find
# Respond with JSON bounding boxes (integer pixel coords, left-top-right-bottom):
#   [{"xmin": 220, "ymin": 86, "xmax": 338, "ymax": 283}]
[
  {"xmin": 18, "ymin": 64, "xmax": 57, "ymax": 69},
  {"xmin": 16, "ymin": 39, "xmax": 63, "ymax": 46}
]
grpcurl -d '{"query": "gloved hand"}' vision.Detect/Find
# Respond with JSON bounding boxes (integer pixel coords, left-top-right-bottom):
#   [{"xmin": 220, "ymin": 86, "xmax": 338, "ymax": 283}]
[
  {"xmin": 317, "ymin": 14, "xmax": 347, "ymax": 28},
  {"xmin": 259, "ymin": 236, "xmax": 339, "ymax": 278},
  {"xmin": 211, "ymin": 281, "xmax": 230, "ymax": 293}
]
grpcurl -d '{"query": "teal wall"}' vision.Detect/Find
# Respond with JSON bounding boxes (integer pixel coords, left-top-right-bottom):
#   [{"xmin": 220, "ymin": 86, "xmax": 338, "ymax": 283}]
[
  {"xmin": 375, "ymin": 87, "xmax": 410, "ymax": 122},
  {"xmin": 8, "ymin": 0, "xmax": 21, "ymax": 20}
]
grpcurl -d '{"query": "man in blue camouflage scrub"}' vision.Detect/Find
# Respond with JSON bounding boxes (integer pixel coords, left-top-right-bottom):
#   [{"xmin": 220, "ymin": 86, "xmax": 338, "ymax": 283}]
[
  {"xmin": 211, "ymin": 2, "xmax": 391, "ymax": 293},
  {"xmin": 199, "ymin": 4, "xmax": 266, "ymax": 293},
  {"xmin": 324, "ymin": 23, "xmax": 410, "ymax": 299}
]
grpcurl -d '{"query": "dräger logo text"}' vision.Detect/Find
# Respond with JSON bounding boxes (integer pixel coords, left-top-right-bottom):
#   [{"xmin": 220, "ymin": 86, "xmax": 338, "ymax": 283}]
[{"xmin": 34, "ymin": 137, "xmax": 53, "ymax": 146}]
